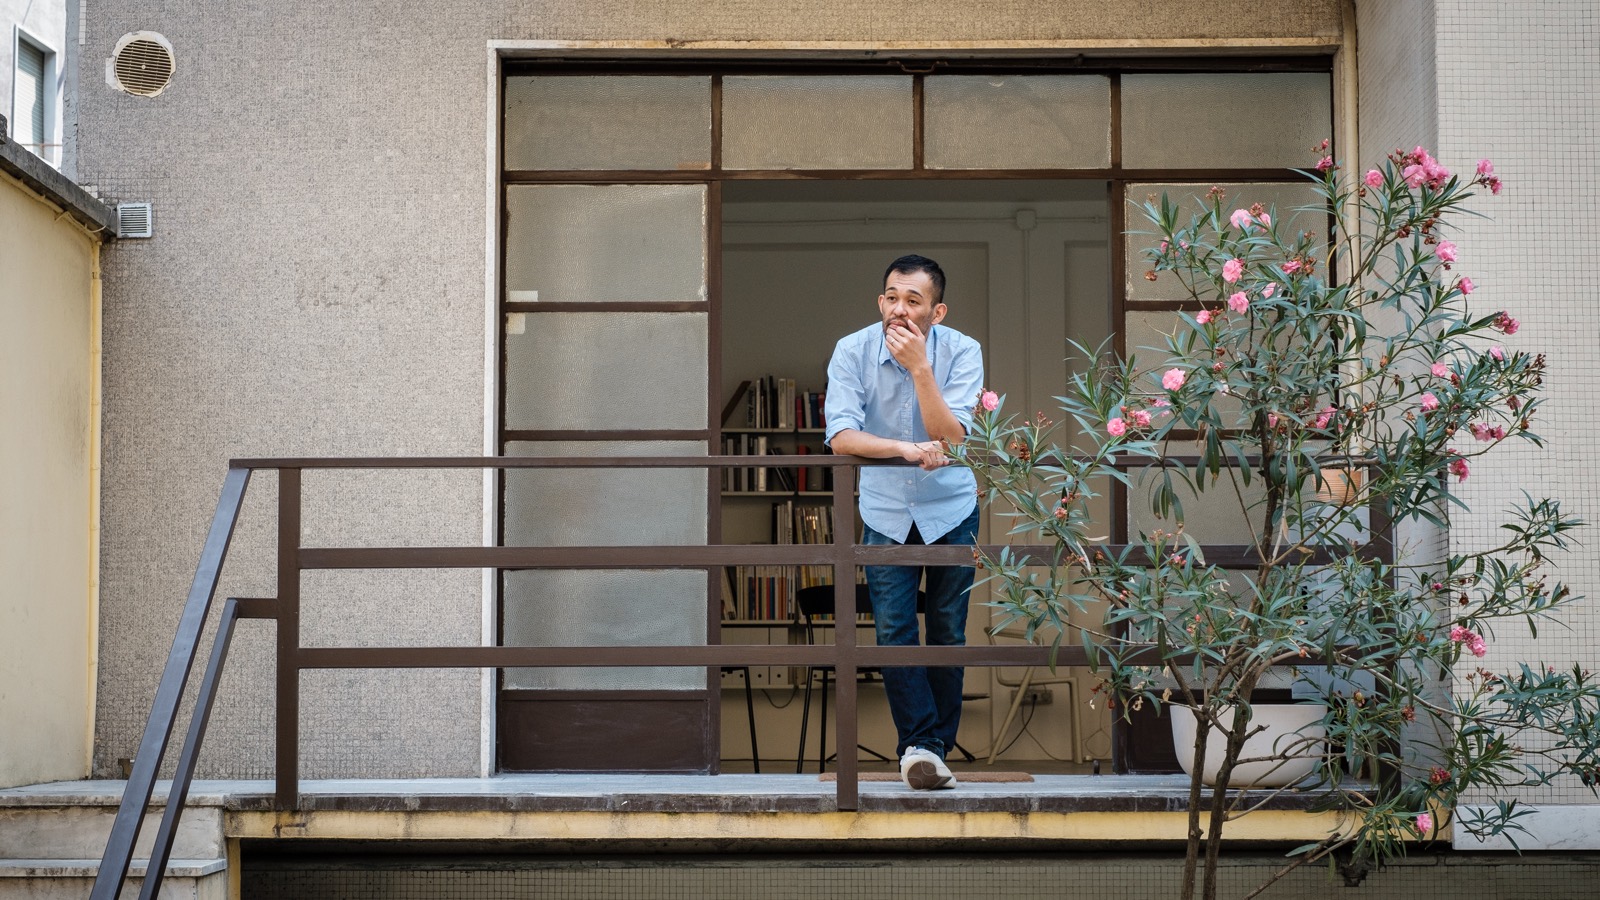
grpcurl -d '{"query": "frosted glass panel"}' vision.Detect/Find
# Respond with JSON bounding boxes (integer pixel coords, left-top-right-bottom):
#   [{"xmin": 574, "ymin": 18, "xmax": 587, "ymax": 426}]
[
  {"xmin": 502, "ymin": 569, "xmax": 705, "ymax": 690},
  {"xmin": 504, "ymin": 441, "xmax": 706, "ymax": 547},
  {"xmin": 505, "ymin": 184, "xmax": 706, "ymax": 302},
  {"xmin": 504, "ymin": 76, "xmax": 711, "ymax": 171},
  {"xmin": 925, "ymin": 76, "xmax": 1111, "ymax": 169},
  {"xmin": 1125, "ymin": 182, "xmax": 1325, "ymax": 301},
  {"xmin": 1125, "ymin": 310, "xmax": 1243, "ymax": 423},
  {"xmin": 1122, "ymin": 73, "xmax": 1332, "ymax": 169},
  {"xmin": 504, "ymin": 312, "xmax": 707, "ymax": 430},
  {"xmin": 1127, "ymin": 442, "xmax": 1264, "ymax": 546},
  {"xmin": 722, "ymin": 75, "xmax": 912, "ymax": 170}
]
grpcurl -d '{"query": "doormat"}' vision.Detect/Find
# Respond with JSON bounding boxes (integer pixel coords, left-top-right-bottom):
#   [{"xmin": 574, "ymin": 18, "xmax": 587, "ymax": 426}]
[{"xmin": 819, "ymin": 771, "xmax": 1034, "ymax": 783}]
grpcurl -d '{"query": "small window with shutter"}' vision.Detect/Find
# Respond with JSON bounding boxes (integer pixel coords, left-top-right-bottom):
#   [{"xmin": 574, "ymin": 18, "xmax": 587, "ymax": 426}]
[{"xmin": 12, "ymin": 33, "xmax": 53, "ymax": 163}]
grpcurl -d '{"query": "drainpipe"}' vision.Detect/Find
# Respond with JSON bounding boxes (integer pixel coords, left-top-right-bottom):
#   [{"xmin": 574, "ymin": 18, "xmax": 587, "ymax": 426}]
[{"xmin": 85, "ymin": 239, "xmax": 103, "ymax": 777}]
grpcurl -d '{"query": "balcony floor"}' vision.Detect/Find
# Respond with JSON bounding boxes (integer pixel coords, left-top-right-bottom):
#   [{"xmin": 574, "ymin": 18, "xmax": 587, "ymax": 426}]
[{"xmin": 2, "ymin": 771, "xmax": 1357, "ymax": 848}]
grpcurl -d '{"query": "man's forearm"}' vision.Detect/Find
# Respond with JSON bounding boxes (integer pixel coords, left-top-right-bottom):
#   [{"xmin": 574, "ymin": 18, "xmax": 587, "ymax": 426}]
[
  {"xmin": 827, "ymin": 429, "xmax": 914, "ymax": 459},
  {"xmin": 911, "ymin": 368, "xmax": 966, "ymax": 444}
]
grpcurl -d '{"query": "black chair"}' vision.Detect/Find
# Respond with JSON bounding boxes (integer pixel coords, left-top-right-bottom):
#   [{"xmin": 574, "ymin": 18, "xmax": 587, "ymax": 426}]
[
  {"xmin": 720, "ymin": 665, "xmax": 761, "ymax": 773},
  {"xmin": 793, "ymin": 584, "xmax": 925, "ymax": 773}
]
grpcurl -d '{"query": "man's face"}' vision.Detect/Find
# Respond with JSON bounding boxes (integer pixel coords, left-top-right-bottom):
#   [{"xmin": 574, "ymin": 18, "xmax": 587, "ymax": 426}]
[{"xmin": 878, "ymin": 269, "xmax": 945, "ymax": 336}]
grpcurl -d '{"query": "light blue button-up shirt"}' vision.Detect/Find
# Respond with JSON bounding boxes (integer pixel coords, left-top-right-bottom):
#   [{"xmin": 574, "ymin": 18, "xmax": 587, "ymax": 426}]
[{"xmin": 824, "ymin": 322, "xmax": 984, "ymax": 543}]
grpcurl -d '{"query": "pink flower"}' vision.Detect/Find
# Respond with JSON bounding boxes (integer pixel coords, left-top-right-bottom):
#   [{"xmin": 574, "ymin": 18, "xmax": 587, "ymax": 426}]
[
  {"xmin": 1230, "ymin": 208, "xmax": 1253, "ymax": 230},
  {"xmin": 1153, "ymin": 398, "xmax": 1172, "ymax": 416},
  {"xmin": 1228, "ymin": 291, "xmax": 1249, "ymax": 314},
  {"xmin": 1450, "ymin": 456, "xmax": 1470, "ymax": 482},
  {"xmin": 1431, "ymin": 362, "xmax": 1449, "ymax": 378},
  {"xmin": 1282, "ymin": 259, "xmax": 1303, "ymax": 275},
  {"xmin": 1314, "ymin": 406, "xmax": 1336, "ymax": 429},
  {"xmin": 1477, "ymin": 159, "xmax": 1495, "ymax": 177},
  {"xmin": 1258, "ymin": 213, "xmax": 1272, "ymax": 226},
  {"xmin": 1400, "ymin": 147, "xmax": 1452, "ymax": 190},
  {"xmin": 1222, "ymin": 258, "xmax": 1244, "ymax": 283},
  {"xmin": 1490, "ymin": 346, "xmax": 1505, "ymax": 362},
  {"xmin": 1416, "ymin": 813, "xmax": 1434, "ymax": 835},
  {"xmin": 979, "ymin": 390, "xmax": 999, "ymax": 412},
  {"xmin": 1196, "ymin": 309, "xmax": 1213, "ymax": 324},
  {"xmin": 1493, "ymin": 312, "xmax": 1520, "ymax": 335},
  {"xmin": 1364, "ymin": 169, "xmax": 1384, "ymax": 188},
  {"xmin": 1450, "ymin": 623, "xmax": 1487, "ymax": 657},
  {"xmin": 1459, "ymin": 276, "xmax": 1475, "ymax": 295},
  {"xmin": 1262, "ymin": 283, "xmax": 1277, "ymax": 299},
  {"xmin": 1470, "ymin": 423, "xmax": 1493, "ymax": 441},
  {"xmin": 1315, "ymin": 155, "xmax": 1334, "ymax": 171},
  {"xmin": 1131, "ymin": 409, "xmax": 1153, "ymax": 428},
  {"xmin": 1107, "ymin": 417, "xmax": 1127, "ymax": 437},
  {"xmin": 1162, "ymin": 368, "xmax": 1187, "ymax": 391},
  {"xmin": 1420, "ymin": 392, "xmax": 1440, "ymax": 413},
  {"xmin": 1267, "ymin": 413, "xmax": 1280, "ymax": 429},
  {"xmin": 1490, "ymin": 178, "xmax": 1503, "ymax": 195},
  {"xmin": 1437, "ymin": 240, "xmax": 1458, "ymax": 263}
]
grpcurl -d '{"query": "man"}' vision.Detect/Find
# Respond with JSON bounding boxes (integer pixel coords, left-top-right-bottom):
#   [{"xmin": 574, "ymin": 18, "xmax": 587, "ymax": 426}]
[{"xmin": 824, "ymin": 254, "xmax": 984, "ymax": 790}]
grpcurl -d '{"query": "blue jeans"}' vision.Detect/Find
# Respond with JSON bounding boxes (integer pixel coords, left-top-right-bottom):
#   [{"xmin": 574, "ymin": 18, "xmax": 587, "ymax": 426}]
[{"xmin": 862, "ymin": 506, "xmax": 980, "ymax": 761}]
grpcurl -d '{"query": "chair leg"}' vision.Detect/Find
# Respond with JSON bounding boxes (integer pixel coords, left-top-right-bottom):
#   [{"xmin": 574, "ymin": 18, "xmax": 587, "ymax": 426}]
[
  {"xmin": 796, "ymin": 667, "xmax": 814, "ymax": 774},
  {"xmin": 742, "ymin": 667, "xmax": 760, "ymax": 774},
  {"xmin": 952, "ymin": 741, "xmax": 976, "ymax": 763},
  {"xmin": 988, "ymin": 666, "xmax": 1035, "ymax": 765}
]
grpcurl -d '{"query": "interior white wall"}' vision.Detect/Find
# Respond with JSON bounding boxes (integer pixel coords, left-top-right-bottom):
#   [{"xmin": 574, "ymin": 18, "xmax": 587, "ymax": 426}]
[{"xmin": 719, "ymin": 182, "xmax": 1115, "ymax": 765}]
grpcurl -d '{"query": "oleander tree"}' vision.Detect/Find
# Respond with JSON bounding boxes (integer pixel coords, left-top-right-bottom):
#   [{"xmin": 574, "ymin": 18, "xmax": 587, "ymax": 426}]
[{"xmin": 952, "ymin": 146, "xmax": 1598, "ymax": 900}]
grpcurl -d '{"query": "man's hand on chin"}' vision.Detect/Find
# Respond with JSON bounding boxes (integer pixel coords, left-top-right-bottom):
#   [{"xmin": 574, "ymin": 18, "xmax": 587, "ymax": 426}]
[{"xmin": 885, "ymin": 320, "xmax": 931, "ymax": 373}]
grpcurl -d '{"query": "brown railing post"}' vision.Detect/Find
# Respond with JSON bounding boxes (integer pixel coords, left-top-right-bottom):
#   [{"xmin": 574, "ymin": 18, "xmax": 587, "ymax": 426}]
[
  {"xmin": 275, "ymin": 467, "xmax": 301, "ymax": 809},
  {"xmin": 832, "ymin": 463, "xmax": 859, "ymax": 810}
]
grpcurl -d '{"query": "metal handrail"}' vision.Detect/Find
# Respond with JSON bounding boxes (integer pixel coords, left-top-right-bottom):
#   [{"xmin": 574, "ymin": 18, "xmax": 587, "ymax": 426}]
[
  {"xmin": 91, "ymin": 467, "xmax": 251, "ymax": 900},
  {"xmin": 92, "ymin": 454, "xmax": 1391, "ymax": 898}
]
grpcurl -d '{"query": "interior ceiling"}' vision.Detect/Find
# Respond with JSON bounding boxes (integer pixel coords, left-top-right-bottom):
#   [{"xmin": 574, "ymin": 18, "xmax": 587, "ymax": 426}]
[{"xmin": 722, "ymin": 179, "xmax": 1106, "ymax": 205}]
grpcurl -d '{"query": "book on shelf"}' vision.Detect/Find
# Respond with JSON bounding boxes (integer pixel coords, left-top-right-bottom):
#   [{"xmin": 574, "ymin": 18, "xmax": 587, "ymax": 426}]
[
  {"xmin": 726, "ymin": 374, "xmax": 826, "ymax": 431},
  {"xmin": 723, "ymin": 501, "xmax": 858, "ymax": 623}
]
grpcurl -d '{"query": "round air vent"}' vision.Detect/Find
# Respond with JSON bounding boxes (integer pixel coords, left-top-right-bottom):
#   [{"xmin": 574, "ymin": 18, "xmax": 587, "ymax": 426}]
[{"xmin": 109, "ymin": 32, "xmax": 175, "ymax": 97}]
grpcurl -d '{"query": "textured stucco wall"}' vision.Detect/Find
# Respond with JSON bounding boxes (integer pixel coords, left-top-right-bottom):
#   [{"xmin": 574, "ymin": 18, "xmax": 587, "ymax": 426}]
[
  {"xmin": 1434, "ymin": 1, "xmax": 1600, "ymax": 811},
  {"xmin": 1360, "ymin": 0, "xmax": 1600, "ymax": 835},
  {"xmin": 0, "ymin": 169, "xmax": 96, "ymax": 788},
  {"xmin": 76, "ymin": 0, "xmax": 1343, "ymax": 779}
]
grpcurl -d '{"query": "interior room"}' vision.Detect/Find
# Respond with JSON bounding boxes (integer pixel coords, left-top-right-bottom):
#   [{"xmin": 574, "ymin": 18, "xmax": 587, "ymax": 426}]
[{"xmin": 716, "ymin": 179, "xmax": 1115, "ymax": 774}]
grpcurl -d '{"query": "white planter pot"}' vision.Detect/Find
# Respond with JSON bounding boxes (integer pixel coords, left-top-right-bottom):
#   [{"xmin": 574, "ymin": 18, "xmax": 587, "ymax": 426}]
[{"xmin": 1169, "ymin": 703, "xmax": 1327, "ymax": 788}]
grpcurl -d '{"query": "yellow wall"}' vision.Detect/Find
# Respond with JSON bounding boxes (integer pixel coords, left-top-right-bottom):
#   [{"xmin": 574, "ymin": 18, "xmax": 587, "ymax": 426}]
[{"xmin": 0, "ymin": 169, "xmax": 100, "ymax": 788}]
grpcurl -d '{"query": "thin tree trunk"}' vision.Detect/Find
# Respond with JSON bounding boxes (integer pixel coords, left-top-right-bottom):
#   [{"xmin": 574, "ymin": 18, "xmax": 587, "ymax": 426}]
[
  {"xmin": 1201, "ymin": 715, "xmax": 1250, "ymax": 900},
  {"xmin": 1181, "ymin": 710, "xmax": 1211, "ymax": 900}
]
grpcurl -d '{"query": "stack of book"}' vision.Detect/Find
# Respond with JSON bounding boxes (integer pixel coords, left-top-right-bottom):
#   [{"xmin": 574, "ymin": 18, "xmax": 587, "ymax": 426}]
[
  {"xmin": 722, "ymin": 502, "xmax": 864, "ymax": 623},
  {"xmin": 735, "ymin": 376, "xmax": 826, "ymax": 431}
]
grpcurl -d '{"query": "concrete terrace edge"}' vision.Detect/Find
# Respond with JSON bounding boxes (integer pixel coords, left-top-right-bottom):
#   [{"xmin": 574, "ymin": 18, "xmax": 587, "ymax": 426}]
[{"xmin": 2, "ymin": 777, "xmax": 1374, "ymax": 845}]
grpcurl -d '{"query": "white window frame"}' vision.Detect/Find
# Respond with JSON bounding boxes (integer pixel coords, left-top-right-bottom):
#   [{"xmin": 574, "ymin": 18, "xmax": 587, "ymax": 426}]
[{"xmin": 12, "ymin": 26, "xmax": 58, "ymax": 166}]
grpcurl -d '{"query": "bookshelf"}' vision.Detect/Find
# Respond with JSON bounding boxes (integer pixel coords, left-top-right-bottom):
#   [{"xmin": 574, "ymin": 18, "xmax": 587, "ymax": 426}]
[{"xmin": 719, "ymin": 375, "xmax": 862, "ymax": 633}]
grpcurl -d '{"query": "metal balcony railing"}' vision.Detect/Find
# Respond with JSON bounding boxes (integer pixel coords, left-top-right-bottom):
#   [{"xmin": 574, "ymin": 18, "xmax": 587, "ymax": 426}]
[{"xmin": 91, "ymin": 453, "xmax": 1391, "ymax": 899}]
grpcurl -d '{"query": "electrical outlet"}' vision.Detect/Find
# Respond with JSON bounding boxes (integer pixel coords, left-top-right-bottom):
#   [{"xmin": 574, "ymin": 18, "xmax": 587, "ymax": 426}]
[{"xmin": 1014, "ymin": 686, "xmax": 1053, "ymax": 706}]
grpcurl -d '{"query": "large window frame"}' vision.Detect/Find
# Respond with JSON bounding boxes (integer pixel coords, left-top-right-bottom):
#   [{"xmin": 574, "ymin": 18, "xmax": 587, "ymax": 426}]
[{"xmin": 493, "ymin": 54, "xmax": 1338, "ymax": 773}]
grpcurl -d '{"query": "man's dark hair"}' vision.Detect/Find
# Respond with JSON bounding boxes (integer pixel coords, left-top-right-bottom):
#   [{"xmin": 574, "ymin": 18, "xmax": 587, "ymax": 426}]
[{"xmin": 883, "ymin": 254, "xmax": 946, "ymax": 304}]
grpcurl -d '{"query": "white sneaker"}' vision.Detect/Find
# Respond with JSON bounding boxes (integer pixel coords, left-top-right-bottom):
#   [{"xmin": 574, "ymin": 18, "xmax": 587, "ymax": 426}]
[{"xmin": 900, "ymin": 747, "xmax": 956, "ymax": 790}]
